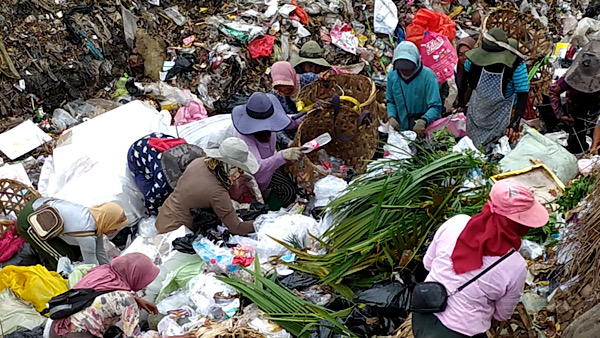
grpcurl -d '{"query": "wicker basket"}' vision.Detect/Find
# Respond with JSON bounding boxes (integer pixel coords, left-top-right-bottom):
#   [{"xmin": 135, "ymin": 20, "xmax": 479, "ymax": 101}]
[
  {"xmin": 0, "ymin": 179, "xmax": 41, "ymax": 236},
  {"xmin": 482, "ymin": 7, "xmax": 554, "ymax": 108},
  {"xmin": 289, "ymin": 101, "xmax": 379, "ymax": 191},
  {"xmin": 298, "ymin": 74, "xmax": 382, "ymax": 121}
]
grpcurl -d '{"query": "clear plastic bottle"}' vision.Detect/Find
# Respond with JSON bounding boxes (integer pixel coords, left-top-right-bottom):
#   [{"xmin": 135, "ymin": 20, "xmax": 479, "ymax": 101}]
[
  {"xmin": 301, "ymin": 133, "xmax": 332, "ymax": 153},
  {"xmin": 317, "ymin": 149, "xmax": 332, "ymax": 172}
]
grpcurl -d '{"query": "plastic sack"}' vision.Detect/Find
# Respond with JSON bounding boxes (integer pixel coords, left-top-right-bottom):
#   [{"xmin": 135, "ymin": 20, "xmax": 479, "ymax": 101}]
[
  {"xmin": 499, "ymin": 126, "xmax": 578, "ymax": 184},
  {"xmin": 420, "ymin": 31, "xmax": 458, "ymax": 83},
  {"xmin": 426, "ymin": 113, "xmax": 466, "ymax": 139},
  {"xmin": 330, "ymin": 20, "xmax": 358, "ymax": 54},
  {"xmin": 248, "ymin": 35, "xmax": 276, "ymax": 59},
  {"xmin": 173, "ymin": 114, "xmax": 236, "ymax": 151},
  {"xmin": 52, "ymin": 108, "xmax": 78, "ymax": 131},
  {"xmin": 0, "ymin": 265, "xmax": 68, "ymax": 312},
  {"xmin": 156, "ymin": 256, "xmax": 205, "ymax": 303},
  {"xmin": 374, "ymin": 0, "xmax": 399, "ymax": 36},
  {"xmin": 174, "ymin": 100, "xmax": 208, "ymax": 126},
  {"xmin": 406, "ymin": 9, "xmax": 456, "ymax": 48},
  {"xmin": 0, "ymin": 289, "xmax": 47, "ymax": 334},
  {"xmin": 67, "ymin": 264, "xmax": 96, "ymax": 288},
  {"xmin": 385, "ymin": 130, "xmax": 417, "ymax": 160},
  {"xmin": 314, "ymin": 176, "xmax": 348, "ymax": 207},
  {"xmin": 138, "ymin": 216, "xmax": 159, "ymax": 238}
]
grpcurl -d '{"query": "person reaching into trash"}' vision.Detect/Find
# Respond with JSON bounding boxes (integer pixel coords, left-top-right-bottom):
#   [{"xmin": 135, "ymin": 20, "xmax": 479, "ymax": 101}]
[
  {"xmin": 386, "ymin": 41, "xmax": 442, "ymax": 136},
  {"xmin": 549, "ymin": 41, "xmax": 600, "ymax": 154},
  {"xmin": 455, "ymin": 36, "xmax": 477, "ymax": 110},
  {"xmin": 232, "ymin": 92, "xmax": 303, "ymax": 210},
  {"xmin": 46, "ymin": 253, "xmax": 193, "ymax": 338},
  {"xmin": 127, "ymin": 133, "xmax": 204, "ymax": 215},
  {"xmin": 461, "ymin": 28, "xmax": 529, "ymax": 151},
  {"xmin": 16, "ymin": 199, "xmax": 128, "ymax": 270},
  {"xmin": 155, "ymin": 137, "xmax": 259, "ymax": 235},
  {"xmin": 412, "ymin": 180, "xmax": 549, "ymax": 338}
]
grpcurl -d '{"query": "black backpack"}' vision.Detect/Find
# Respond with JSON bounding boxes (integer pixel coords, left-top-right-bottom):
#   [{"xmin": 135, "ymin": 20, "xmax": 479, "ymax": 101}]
[{"xmin": 47, "ymin": 289, "xmax": 114, "ymax": 319}]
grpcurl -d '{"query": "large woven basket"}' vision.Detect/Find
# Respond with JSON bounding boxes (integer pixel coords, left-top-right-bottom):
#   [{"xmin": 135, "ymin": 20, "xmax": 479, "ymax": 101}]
[
  {"xmin": 482, "ymin": 8, "xmax": 554, "ymax": 108},
  {"xmin": 289, "ymin": 101, "xmax": 379, "ymax": 191},
  {"xmin": 0, "ymin": 179, "xmax": 41, "ymax": 235},
  {"xmin": 298, "ymin": 74, "xmax": 382, "ymax": 121}
]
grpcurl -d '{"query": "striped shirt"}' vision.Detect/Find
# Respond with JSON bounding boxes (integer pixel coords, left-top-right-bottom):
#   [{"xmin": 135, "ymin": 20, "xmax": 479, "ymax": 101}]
[{"xmin": 464, "ymin": 60, "xmax": 530, "ymax": 98}]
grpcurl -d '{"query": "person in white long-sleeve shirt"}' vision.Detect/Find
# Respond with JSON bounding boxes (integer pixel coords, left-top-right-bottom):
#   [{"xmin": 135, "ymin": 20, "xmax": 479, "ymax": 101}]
[{"xmin": 17, "ymin": 197, "xmax": 128, "ymax": 269}]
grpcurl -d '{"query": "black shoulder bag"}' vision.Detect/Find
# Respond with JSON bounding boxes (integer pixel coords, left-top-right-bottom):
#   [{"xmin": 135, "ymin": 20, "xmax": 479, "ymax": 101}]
[{"xmin": 411, "ymin": 249, "xmax": 516, "ymax": 314}]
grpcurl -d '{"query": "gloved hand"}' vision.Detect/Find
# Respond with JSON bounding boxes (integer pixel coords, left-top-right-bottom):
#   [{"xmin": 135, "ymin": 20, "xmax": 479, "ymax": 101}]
[
  {"xmin": 282, "ymin": 147, "xmax": 303, "ymax": 161},
  {"xmin": 413, "ymin": 119, "xmax": 427, "ymax": 136},
  {"xmin": 388, "ymin": 117, "xmax": 400, "ymax": 131}
]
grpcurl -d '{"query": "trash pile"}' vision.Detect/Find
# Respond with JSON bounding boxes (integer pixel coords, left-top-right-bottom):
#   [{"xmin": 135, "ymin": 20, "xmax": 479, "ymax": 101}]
[{"xmin": 0, "ymin": 0, "xmax": 599, "ymax": 337}]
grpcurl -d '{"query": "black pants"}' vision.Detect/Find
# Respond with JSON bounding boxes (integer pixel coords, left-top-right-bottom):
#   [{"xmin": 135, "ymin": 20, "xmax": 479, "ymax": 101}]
[{"xmin": 412, "ymin": 312, "xmax": 487, "ymax": 338}]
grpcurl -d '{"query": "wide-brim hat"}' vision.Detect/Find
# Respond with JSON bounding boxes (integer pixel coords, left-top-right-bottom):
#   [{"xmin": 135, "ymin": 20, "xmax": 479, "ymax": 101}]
[
  {"xmin": 564, "ymin": 40, "xmax": 600, "ymax": 94},
  {"xmin": 290, "ymin": 41, "xmax": 332, "ymax": 69},
  {"xmin": 466, "ymin": 28, "xmax": 523, "ymax": 68},
  {"xmin": 203, "ymin": 137, "xmax": 259, "ymax": 174},
  {"xmin": 232, "ymin": 92, "xmax": 291, "ymax": 135},
  {"xmin": 161, "ymin": 144, "xmax": 206, "ymax": 189}
]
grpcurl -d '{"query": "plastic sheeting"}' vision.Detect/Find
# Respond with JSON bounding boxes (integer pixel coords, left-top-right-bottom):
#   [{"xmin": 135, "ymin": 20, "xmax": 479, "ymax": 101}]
[
  {"xmin": 38, "ymin": 100, "xmax": 170, "ymax": 226},
  {"xmin": 499, "ymin": 126, "xmax": 578, "ymax": 184},
  {"xmin": 0, "ymin": 289, "xmax": 47, "ymax": 335},
  {"xmin": 155, "ymin": 256, "xmax": 205, "ymax": 303},
  {"xmin": 170, "ymin": 114, "xmax": 236, "ymax": 151},
  {"xmin": 0, "ymin": 265, "xmax": 68, "ymax": 312}
]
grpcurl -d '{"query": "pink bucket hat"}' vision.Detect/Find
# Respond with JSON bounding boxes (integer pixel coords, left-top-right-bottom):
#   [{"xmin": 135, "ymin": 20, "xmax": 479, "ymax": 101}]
[{"xmin": 489, "ymin": 180, "xmax": 549, "ymax": 228}]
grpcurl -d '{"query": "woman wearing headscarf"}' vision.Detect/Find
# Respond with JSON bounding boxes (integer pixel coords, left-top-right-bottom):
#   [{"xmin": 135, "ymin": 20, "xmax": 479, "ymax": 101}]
[
  {"xmin": 455, "ymin": 37, "xmax": 477, "ymax": 110},
  {"xmin": 232, "ymin": 92, "xmax": 304, "ymax": 210},
  {"xmin": 16, "ymin": 199, "xmax": 128, "ymax": 270},
  {"xmin": 46, "ymin": 253, "xmax": 193, "ymax": 338},
  {"xmin": 412, "ymin": 180, "xmax": 549, "ymax": 338},
  {"xmin": 155, "ymin": 137, "xmax": 259, "ymax": 235},
  {"xmin": 549, "ymin": 41, "xmax": 600, "ymax": 154},
  {"xmin": 461, "ymin": 28, "xmax": 529, "ymax": 151},
  {"xmin": 127, "ymin": 133, "xmax": 204, "ymax": 215},
  {"xmin": 387, "ymin": 41, "xmax": 442, "ymax": 136}
]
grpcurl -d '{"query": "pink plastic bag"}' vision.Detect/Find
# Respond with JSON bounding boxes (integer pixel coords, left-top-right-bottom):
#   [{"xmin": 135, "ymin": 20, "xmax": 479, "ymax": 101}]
[
  {"xmin": 174, "ymin": 100, "xmax": 208, "ymax": 126},
  {"xmin": 420, "ymin": 31, "xmax": 458, "ymax": 83},
  {"xmin": 426, "ymin": 113, "xmax": 467, "ymax": 139}
]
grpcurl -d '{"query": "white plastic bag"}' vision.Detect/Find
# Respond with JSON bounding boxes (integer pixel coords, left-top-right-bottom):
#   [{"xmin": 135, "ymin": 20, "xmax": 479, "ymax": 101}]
[
  {"xmin": 374, "ymin": 0, "xmax": 398, "ymax": 35},
  {"xmin": 314, "ymin": 176, "xmax": 348, "ymax": 207},
  {"xmin": 385, "ymin": 130, "xmax": 416, "ymax": 160},
  {"xmin": 138, "ymin": 216, "xmax": 159, "ymax": 238},
  {"xmin": 519, "ymin": 239, "xmax": 545, "ymax": 260}
]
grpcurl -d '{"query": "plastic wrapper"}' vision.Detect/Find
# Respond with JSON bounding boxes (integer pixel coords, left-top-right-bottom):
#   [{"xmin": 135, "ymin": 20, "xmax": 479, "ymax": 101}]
[
  {"xmin": 0, "ymin": 265, "xmax": 68, "ymax": 312},
  {"xmin": 52, "ymin": 108, "xmax": 78, "ymax": 131},
  {"xmin": 0, "ymin": 289, "xmax": 47, "ymax": 335},
  {"xmin": 193, "ymin": 238, "xmax": 238, "ymax": 274},
  {"xmin": 374, "ymin": 0, "xmax": 399, "ymax": 36},
  {"xmin": 121, "ymin": 6, "xmax": 137, "ymax": 48},
  {"xmin": 520, "ymin": 239, "xmax": 545, "ymax": 260},
  {"xmin": 330, "ymin": 20, "xmax": 358, "ymax": 54},
  {"xmin": 578, "ymin": 156, "xmax": 600, "ymax": 176},
  {"xmin": 156, "ymin": 257, "xmax": 205, "ymax": 303},
  {"xmin": 164, "ymin": 6, "xmax": 187, "ymax": 26},
  {"xmin": 138, "ymin": 216, "xmax": 159, "ymax": 238},
  {"xmin": 249, "ymin": 318, "xmax": 292, "ymax": 338},
  {"xmin": 314, "ymin": 176, "xmax": 348, "ymax": 207},
  {"xmin": 123, "ymin": 226, "xmax": 192, "ymax": 265},
  {"xmin": 280, "ymin": 33, "xmax": 290, "ymax": 61},
  {"xmin": 384, "ymin": 130, "xmax": 416, "ymax": 160}
]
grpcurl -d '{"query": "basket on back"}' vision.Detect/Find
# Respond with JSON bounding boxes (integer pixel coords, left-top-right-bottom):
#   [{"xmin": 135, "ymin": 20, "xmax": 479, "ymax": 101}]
[
  {"xmin": 298, "ymin": 74, "xmax": 384, "ymax": 121},
  {"xmin": 0, "ymin": 178, "xmax": 41, "ymax": 236},
  {"xmin": 289, "ymin": 95, "xmax": 379, "ymax": 191},
  {"xmin": 482, "ymin": 8, "xmax": 554, "ymax": 108}
]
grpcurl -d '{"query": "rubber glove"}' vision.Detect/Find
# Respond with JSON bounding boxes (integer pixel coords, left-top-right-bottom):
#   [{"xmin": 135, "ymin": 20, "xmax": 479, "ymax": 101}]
[
  {"xmin": 282, "ymin": 147, "xmax": 303, "ymax": 161},
  {"xmin": 388, "ymin": 117, "xmax": 400, "ymax": 131},
  {"xmin": 413, "ymin": 119, "xmax": 427, "ymax": 136}
]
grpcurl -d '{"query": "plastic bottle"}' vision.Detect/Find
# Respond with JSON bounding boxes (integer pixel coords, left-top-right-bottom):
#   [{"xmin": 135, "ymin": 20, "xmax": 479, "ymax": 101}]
[{"xmin": 301, "ymin": 133, "xmax": 332, "ymax": 153}]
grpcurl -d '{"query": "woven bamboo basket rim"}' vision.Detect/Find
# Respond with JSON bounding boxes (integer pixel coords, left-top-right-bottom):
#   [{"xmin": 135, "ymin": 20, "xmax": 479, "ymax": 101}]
[
  {"xmin": 0, "ymin": 178, "xmax": 41, "ymax": 235},
  {"xmin": 298, "ymin": 74, "xmax": 377, "ymax": 110}
]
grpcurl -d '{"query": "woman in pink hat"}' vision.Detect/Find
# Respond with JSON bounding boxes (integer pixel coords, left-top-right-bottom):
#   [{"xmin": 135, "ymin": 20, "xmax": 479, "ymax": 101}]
[{"xmin": 412, "ymin": 180, "xmax": 549, "ymax": 338}]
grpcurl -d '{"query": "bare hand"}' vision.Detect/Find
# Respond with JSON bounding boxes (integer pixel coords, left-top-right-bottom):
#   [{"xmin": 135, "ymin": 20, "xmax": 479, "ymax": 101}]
[
  {"xmin": 134, "ymin": 296, "xmax": 158, "ymax": 315},
  {"xmin": 318, "ymin": 70, "xmax": 331, "ymax": 81},
  {"xmin": 560, "ymin": 115, "xmax": 575, "ymax": 126},
  {"xmin": 506, "ymin": 128, "xmax": 520, "ymax": 144}
]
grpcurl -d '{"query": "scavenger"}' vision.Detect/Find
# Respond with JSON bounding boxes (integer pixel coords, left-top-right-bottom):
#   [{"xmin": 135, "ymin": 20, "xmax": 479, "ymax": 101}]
[
  {"xmin": 455, "ymin": 36, "xmax": 477, "ymax": 110},
  {"xmin": 155, "ymin": 137, "xmax": 259, "ymax": 235},
  {"xmin": 127, "ymin": 133, "xmax": 204, "ymax": 215},
  {"xmin": 460, "ymin": 28, "xmax": 529, "ymax": 151},
  {"xmin": 45, "ymin": 253, "xmax": 193, "ymax": 338},
  {"xmin": 412, "ymin": 180, "xmax": 549, "ymax": 338},
  {"xmin": 386, "ymin": 41, "xmax": 442, "ymax": 136},
  {"xmin": 232, "ymin": 92, "xmax": 304, "ymax": 209},
  {"xmin": 16, "ymin": 199, "xmax": 128, "ymax": 270},
  {"xmin": 550, "ymin": 41, "xmax": 600, "ymax": 154}
]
